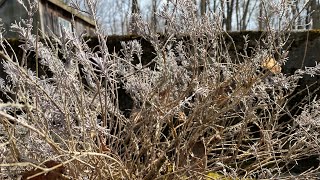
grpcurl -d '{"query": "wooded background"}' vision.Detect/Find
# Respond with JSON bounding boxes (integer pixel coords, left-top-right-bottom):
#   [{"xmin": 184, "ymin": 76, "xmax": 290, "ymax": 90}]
[{"xmin": 86, "ymin": 0, "xmax": 320, "ymax": 35}]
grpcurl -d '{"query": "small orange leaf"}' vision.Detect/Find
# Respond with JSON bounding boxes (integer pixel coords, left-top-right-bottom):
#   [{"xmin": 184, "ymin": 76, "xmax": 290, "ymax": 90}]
[{"xmin": 261, "ymin": 57, "xmax": 281, "ymax": 74}]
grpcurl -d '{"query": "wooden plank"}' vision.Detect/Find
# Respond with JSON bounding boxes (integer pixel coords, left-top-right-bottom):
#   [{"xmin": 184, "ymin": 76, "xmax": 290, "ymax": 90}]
[{"xmin": 46, "ymin": 0, "xmax": 95, "ymax": 27}]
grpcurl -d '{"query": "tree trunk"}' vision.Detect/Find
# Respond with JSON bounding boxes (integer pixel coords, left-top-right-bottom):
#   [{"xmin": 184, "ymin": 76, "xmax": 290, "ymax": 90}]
[
  {"xmin": 236, "ymin": 0, "xmax": 239, "ymax": 30},
  {"xmin": 241, "ymin": 0, "xmax": 250, "ymax": 30},
  {"xmin": 311, "ymin": 0, "xmax": 320, "ymax": 29},
  {"xmin": 130, "ymin": 0, "xmax": 140, "ymax": 34},
  {"xmin": 213, "ymin": 0, "xmax": 217, "ymax": 12},
  {"xmin": 151, "ymin": 0, "xmax": 157, "ymax": 32},
  {"xmin": 200, "ymin": 0, "xmax": 207, "ymax": 16},
  {"xmin": 226, "ymin": 0, "xmax": 235, "ymax": 31},
  {"xmin": 258, "ymin": 1, "xmax": 263, "ymax": 31}
]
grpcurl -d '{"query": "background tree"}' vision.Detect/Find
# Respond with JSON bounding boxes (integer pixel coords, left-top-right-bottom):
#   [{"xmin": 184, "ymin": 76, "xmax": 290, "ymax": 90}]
[
  {"xmin": 82, "ymin": 0, "xmax": 320, "ymax": 34},
  {"xmin": 225, "ymin": 0, "xmax": 235, "ymax": 31},
  {"xmin": 310, "ymin": 0, "xmax": 320, "ymax": 29},
  {"xmin": 100, "ymin": 0, "xmax": 130, "ymax": 34},
  {"xmin": 239, "ymin": 0, "xmax": 252, "ymax": 30},
  {"xmin": 200, "ymin": 0, "xmax": 207, "ymax": 16},
  {"xmin": 151, "ymin": 0, "xmax": 158, "ymax": 32},
  {"xmin": 130, "ymin": 0, "xmax": 140, "ymax": 34}
]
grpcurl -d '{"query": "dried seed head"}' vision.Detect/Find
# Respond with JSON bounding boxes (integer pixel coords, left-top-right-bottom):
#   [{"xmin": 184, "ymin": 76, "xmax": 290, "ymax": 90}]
[{"xmin": 261, "ymin": 57, "xmax": 282, "ymax": 74}]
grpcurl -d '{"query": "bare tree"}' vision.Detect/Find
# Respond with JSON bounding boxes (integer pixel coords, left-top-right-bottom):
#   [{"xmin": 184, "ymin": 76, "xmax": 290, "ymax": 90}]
[
  {"xmin": 94, "ymin": 0, "xmax": 131, "ymax": 35},
  {"xmin": 240, "ymin": 0, "xmax": 251, "ymax": 30},
  {"xmin": 291, "ymin": 0, "xmax": 303, "ymax": 29},
  {"xmin": 151, "ymin": 0, "xmax": 158, "ymax": 32},
  {"xmin": 130, "ymin": 0, "xmax": 140, "ymax": 34},
  {"xmin": 226, "ymin": 0, "xmax": 235, "ymax": 30},
  {"xmin": 92, "ymin": 0, "xmax": 315, "ymax": 33},
  {"xmin": 258, "ymin": 1, "xmax": 266, "ymax": 31},
  {"xmin": 200, "ymin": 0, "xmax": 207, "ymax": 16},
  {"xmin": 310, "ymin": 0, "xmax": 320, "ymax": 29}
]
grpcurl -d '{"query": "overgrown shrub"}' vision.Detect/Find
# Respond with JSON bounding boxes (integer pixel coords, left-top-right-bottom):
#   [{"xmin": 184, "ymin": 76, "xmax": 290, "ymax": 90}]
[{"xmin": 0, "ymin": 0, "xmax": 320, "ymax": 179}]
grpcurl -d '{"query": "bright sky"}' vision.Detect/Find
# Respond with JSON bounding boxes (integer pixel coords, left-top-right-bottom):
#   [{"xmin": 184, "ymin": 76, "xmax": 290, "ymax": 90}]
[{"xmin": 140, "ymin": 0, "xmax": 165, "ymax": 9}]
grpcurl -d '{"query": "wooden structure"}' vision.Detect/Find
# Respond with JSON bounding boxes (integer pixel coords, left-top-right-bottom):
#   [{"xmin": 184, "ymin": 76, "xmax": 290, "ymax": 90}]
[{"xmin": 0, "ymin": 0, "xmax": 95, "ymax": 38}]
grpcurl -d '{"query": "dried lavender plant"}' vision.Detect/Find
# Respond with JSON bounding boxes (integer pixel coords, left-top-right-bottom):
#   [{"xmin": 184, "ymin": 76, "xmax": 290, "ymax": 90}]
[{"xmin": 0, "ymin": 0, "xmax": 319, "ymax": 179}]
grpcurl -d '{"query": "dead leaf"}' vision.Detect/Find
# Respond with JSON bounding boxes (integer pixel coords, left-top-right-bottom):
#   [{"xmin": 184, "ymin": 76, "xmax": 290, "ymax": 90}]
[{"xmin": 261, "ymin": 57, "xmax": 281, "ymax": 74}]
